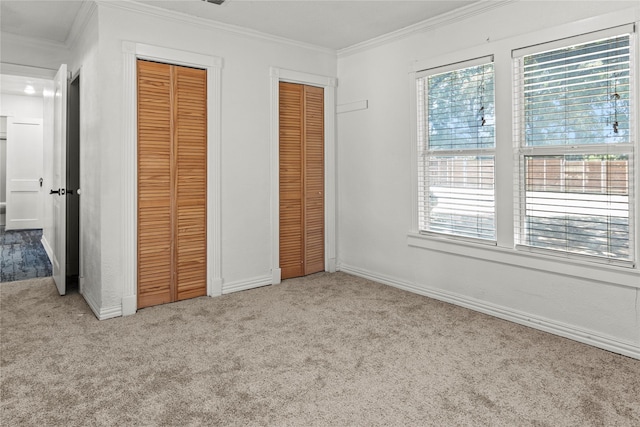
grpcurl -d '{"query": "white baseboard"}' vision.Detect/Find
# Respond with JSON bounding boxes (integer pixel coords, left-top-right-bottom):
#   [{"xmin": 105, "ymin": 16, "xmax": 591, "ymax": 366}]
[
  {"xmin": 222, "ymin": 274, "xmax": 272, "ymax": 295},
  {"xmin": 338, "ymin": 263, "xmax": 640, "ymax": 360},
  {"xmin": 271, "ymin": 268, "xmax": 281, "ymax": 285},
  {"xmin": 210, "ymin": 277, "xmax": 223, "ymax": 296},
  {"xmin": 40, "ymin": 236, "xmax": 53, "ymax": 264},
  {"xmin": 98, "ymin": 305, "xmax": 122, "ymax": 320},
  {"xmin": 82, "ymin": 290, "xmax": 101, "ymax": 319},
  {"xmin": 121, "ymin": 295, "xmax": 137, "ymax": 316},
  {"xmin": 83, "ymin": 290, "xmax": 122, "ymax": 320}
]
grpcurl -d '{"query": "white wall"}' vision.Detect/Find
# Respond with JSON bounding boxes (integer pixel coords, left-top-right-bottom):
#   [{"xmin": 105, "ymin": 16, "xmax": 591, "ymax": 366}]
[
  {"xmin": 0, "ymin": 94, "xmax": 43, "ymax": 118},
  {"xmin": 69, "ymin": 7, "xmax": 101, "ymax": 309},
  {"xmin": 336, "ymin": 1, "xmax": 640, "ymax": 358},
  {"xmin": 91, "ymin": 3, "xmax": 337, "ymax": 314}
]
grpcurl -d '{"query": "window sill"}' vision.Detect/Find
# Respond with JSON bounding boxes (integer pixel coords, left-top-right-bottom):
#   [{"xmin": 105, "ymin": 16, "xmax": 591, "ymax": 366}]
[{"xmin": 407, "ymin": 232, "xmax": 640, "ymax": 289}]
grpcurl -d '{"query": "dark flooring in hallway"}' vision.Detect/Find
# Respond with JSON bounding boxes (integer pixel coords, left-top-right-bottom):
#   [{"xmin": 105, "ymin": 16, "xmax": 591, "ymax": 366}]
[{"xmin": 0, "ymin": 227, "xmax": 52, "ymax": 282}]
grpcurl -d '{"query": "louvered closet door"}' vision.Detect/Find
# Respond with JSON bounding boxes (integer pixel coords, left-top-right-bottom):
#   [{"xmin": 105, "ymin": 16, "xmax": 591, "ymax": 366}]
[
  {"xmin": 279, "ymin": 83, "xmax": 305, "ymax": 279},
  {"xmin": 138, "ymin": 60, "xmax": 173, "ymax": 308},
  {"xmin": 137, "ymin": 59, "xmax": 207, "ymax": 309},
  {"xmin": 279, "ymin": 82, "xmax": 324, "ymax": 280},
  {"xmin": 303, "ymin": 86, "xmax": 324, "ymax": 275},
  {"xmin": 174, "ymin": 66, "xmax": 207, "ymax": 301}
]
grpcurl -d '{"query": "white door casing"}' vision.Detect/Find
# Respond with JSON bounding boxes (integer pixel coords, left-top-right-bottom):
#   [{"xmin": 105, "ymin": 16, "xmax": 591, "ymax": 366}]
[
  {"xmin": 121, "ymin": 42, "xmax": 222, "ymax": 316},
  {"xmin": 269, "ymin": 67, "xmax": 338, "ymax": 284},
  {"xmin": 5, "ymin": 117, "xmax": 44, "ymax": 230},
  {"xmin": 51, "ymin": 64, "xmax": 68, "ymax": 295}
]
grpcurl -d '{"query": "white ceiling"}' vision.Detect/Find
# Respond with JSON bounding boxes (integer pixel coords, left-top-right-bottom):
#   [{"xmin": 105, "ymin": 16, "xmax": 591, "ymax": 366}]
[
  {"xmin": 0, "ymin": 74, "xmax": 51, "ymax": 97},
  {"xmin": 0, "ymin": 0, "xmax": 479, "ymax": 50},
  {"xmin": 0, "ymin": 0, "xmax": 479, "ymax": 94},
  {"xmin": 0, "ymin": 0, "xmax": 85, "ymax": 44},
  {"xmin": 137, "ymin": 0, "xmax": 479, "ymax": 49}
]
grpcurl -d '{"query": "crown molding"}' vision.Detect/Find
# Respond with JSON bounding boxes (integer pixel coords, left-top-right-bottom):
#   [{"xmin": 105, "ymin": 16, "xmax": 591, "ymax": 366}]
[
  {"xmin": 66, "ymin": 0, "xmax": 98, "ymax": 49},
  {"xmin": 1, "ymin": 1, "xmax": 95, "ymax": 51},
  {"xmin": 96, "ymin": 0, "xmax": 336, "ymax": 56},
  {"xmin": 0, "ymin": 30, "xmax": 68, "ymax": 51},
  {"xmin": 2, "ymin": 0, "xmax": 513, "ymax": 62},
  {"xmin": 338, "ymin": 0, "xmax": 515, "ymax": 58},
  {"xmin": 0, "ymin": 62, "xmax": 57, "ymax": 79}
]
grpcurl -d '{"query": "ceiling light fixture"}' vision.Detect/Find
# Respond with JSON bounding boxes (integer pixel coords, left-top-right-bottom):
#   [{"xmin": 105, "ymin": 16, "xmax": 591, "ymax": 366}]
[
  {"xmin": 202, "ymin": 0, "xmax": 225, "ymax": 4},
  {"xmin": 24, "ymin": 85, "xmax": 35, "ymax": 95}
]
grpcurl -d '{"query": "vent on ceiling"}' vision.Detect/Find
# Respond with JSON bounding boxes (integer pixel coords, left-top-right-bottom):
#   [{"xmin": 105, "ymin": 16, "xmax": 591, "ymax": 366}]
[{"xmin": 203, "ymin": 0, "xmax": 226, "ymax": 4}]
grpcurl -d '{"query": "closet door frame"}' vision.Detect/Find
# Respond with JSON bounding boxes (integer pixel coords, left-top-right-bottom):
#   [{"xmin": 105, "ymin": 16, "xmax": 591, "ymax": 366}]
[
  {"xmin": 122, "ymin": 42, "xmax": 223, "ymax": 316},
  {"xmin": 270, "ymin": 67, "xmax": 337, "ymax": 284}
]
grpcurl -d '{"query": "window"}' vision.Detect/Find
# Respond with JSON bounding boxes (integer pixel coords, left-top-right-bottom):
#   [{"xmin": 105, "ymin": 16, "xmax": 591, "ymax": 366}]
[
  {"xmin": 513, "ymin": 29, "xmax": 635, "ymax": 265},
  {"xmin": 416, "ymin": 57, "xmax": 496, "ymax": 241}
]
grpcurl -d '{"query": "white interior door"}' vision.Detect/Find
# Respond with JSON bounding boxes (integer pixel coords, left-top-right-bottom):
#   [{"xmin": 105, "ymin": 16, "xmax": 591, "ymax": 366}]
[
  {"xmin": 51, "ymin": 64, "xmax": 68, "ymax": 295},
  {"xmin": 5, "ymin": 117, "xmax": 44, "ymax": 230}
]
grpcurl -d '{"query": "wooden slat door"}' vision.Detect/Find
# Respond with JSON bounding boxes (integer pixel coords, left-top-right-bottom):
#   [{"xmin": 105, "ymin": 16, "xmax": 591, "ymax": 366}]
[
  {"xmin": 303, "ymin": 86, "xmax": 324, "ymax": 275},
  {"xmin": 138, "ymin": 60, "xmax": 173, "ymax": 308},
  {"xmin": 279, "ymin": 83, "xmax": 304, "ymax": 279},
  {"xmin": 174, "ymin": 66, "xmax": 207, "ymax": 301},
  {"xmin": 137, "ymin": 60, "xmax": 207, "ymax": 309},
  {"xmin": 279, "ymin": 82, "xmax": 324, "ymax": 280}
]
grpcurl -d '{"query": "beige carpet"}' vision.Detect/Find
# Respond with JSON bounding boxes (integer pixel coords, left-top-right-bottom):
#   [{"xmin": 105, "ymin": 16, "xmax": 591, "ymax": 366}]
[{"xmin": 1, "ymin": 273, "xmax": 638, "ymax": 426}]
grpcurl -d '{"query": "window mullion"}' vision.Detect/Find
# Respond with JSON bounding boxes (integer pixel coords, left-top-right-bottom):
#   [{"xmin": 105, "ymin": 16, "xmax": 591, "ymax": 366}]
[
  {"xmin": 520, "ymin": 144, "xmax": 633, "ymax": 157},
  {"xmin": 426, "ymin": 148, "xmax": 496, "ymax": 157}
]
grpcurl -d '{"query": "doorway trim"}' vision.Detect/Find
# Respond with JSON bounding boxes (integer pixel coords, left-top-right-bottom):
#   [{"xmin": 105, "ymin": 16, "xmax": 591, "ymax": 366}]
[
  {"xmin": 269, "ymin": 67, "xmax": 337, "ymax": 284},
  {"xmin": 122, "ymin": 42, "xmax": 223, "ymax": 316}
]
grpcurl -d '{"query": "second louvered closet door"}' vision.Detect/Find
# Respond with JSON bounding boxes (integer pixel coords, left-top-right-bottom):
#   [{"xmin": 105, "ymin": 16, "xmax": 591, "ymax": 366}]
[
  {"xmin": 279, "ymin": 82, "xmax": 324, "ymax": 280},
  {"xmin": 137, "ymin": 59, "xmax": 207, "ymax": 309}
]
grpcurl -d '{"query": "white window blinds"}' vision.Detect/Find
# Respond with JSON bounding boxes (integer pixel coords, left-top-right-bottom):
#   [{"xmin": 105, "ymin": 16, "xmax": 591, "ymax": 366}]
[
  {"xmin": 514, "ymin": 30, "xmax": 635, "ymax": 265},
  {"xmin": 417, "ymin": 58, "xmax": 496, "ymax": 240}
]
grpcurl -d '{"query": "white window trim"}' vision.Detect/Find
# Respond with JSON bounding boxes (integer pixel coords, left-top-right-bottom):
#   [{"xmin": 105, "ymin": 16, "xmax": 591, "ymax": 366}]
[
  {"xmin": 408, "ymin": 17, "xmax": 640, "ymax": 290},
  {"xmin": 416, "ymin": 55, "xmax": 493, "ymax": 78},
  {"xmin": 511, "ymin": 23, "xmax": 635, "ymax": 59},
  {"xmin": 407, "ymin": 231, "xmax": 640, "ymax": 289},
  {"xmin": 512, "ymin": 28, "xmax": 636, "ymax": 267},
  {"xmin": 414, "ymin": 56, "xmax": 497, "ymax": 241}
]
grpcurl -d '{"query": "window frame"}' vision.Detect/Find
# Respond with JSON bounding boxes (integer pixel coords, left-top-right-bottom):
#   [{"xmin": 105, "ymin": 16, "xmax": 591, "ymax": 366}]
[
  {"xmin": 512, "ymin": 26, "xmax": 637, "ymax": 267},
  {"xmin": 415, "ymin": 55, "xmax": 497, "ymax": 243},
  {"xmin": 408, "ymin": 19, "xmax": 639, "ymax": 286}
]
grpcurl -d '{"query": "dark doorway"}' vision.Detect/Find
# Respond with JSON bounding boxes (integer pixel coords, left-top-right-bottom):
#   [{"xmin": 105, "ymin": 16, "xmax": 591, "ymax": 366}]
[{"xmin": 66, "ymin": 74, "xmax": 80, "ymax": 288}]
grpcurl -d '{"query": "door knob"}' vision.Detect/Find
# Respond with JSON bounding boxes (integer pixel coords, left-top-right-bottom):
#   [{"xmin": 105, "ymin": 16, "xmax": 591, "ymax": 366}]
[{"xmin": 50, "ymin": 189, "xmax": 61, "ymax": 195}]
